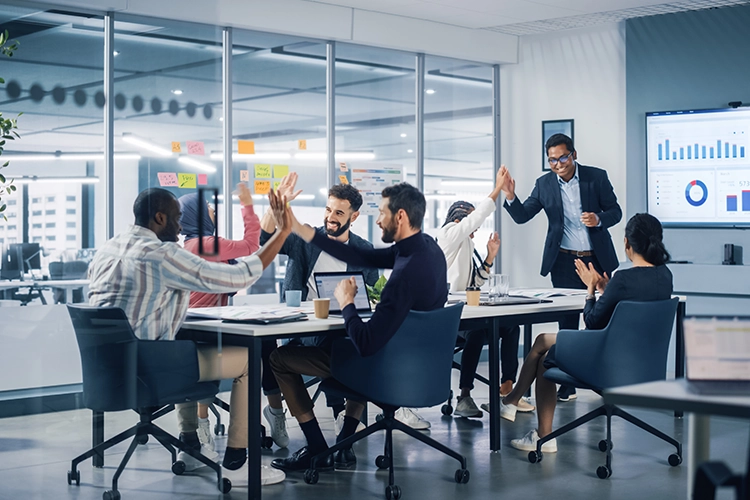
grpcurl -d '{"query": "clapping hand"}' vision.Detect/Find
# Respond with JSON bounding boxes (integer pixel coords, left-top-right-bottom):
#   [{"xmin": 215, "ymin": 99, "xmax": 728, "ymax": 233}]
[{"xmin": 574, "ymin": 259, "xmax": 604, "ymax": 293}]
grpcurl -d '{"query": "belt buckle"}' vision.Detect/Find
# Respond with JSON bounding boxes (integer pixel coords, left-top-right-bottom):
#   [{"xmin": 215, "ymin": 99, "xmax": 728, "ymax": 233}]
[{"xmin": 575, "ymin": 250, "xmax": 585, "ymax": 257}]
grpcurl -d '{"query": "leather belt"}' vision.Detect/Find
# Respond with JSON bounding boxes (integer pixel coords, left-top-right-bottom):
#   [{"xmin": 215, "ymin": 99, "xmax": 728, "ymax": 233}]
[{"xmin": 559, "ymin": 248, "xmax": 593, "ymax": 257}]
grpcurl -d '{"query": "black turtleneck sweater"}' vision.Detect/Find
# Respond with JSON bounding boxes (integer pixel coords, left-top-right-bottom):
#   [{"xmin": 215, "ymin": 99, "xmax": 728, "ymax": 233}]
[{"xmin": 311, "ymin": 231, "xmax": 447, "ymax": 357}]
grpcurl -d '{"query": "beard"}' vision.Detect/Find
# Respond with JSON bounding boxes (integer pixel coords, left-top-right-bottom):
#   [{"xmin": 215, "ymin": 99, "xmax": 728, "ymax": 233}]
[
  {"xmin": 324, "ymin": 216, "xmax": 351, "ymax": 237},
  {"xmin": 381, "ymin": 220, "xmax": 397, "ymax": 243}
]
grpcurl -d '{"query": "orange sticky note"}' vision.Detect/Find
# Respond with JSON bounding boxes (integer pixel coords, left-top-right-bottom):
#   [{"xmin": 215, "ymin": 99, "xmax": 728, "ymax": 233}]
[
  {"xmin": 240, "ymin": 170, "xmax": 249, "ymax": 182},
  {"xmin": 298, "ymin": 139, "xmax": 307, "ymax": 150},
  {"xmin": 171, "ymin": 142, "xmax": 182, "ymax": 153},
  {"xmin": 254, "ymin": 180, "xmax": 271, "ymax": 195},
  {"xmin": 238, "ymin": 140, "xmax": 255, "ymax": 154},
  {"xmin": 338, "ymin": 175, "xmax": 348, "ymax": 185}
]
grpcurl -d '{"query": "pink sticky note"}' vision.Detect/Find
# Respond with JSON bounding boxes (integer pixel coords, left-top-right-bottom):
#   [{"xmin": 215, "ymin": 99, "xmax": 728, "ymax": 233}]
[
  {"xmin": 157, "ymin": 172, "xmax": 179, "ymax": 187},
  {"xmin": 198, "ymin": 174, "xmax": 208, "ymax": 185},
  {"xmin": 186, "ymin": 141, "xmax": 205, "ymax": 155}
]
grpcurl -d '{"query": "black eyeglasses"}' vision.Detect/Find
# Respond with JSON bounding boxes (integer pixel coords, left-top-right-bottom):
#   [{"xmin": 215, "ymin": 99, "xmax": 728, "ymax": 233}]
[{"xmin": 547, "ymin": 152, "xmax": 573, "ymax": 166}]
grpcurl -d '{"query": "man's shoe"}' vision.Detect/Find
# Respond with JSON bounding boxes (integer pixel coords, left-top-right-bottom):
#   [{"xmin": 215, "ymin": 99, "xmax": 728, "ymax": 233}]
[
  {"xmin": 222, "ymin": 447, "xmax": 247, "ymax": 471},
  {"xmin": 263, "ymin": 405, "xmax": 290, "ymax": 448},
  {"xmin": 334, "ymin": 447, "xmax": 357, "ymax": 469},
  {"xmin": 271, "ymin": 446, "xmax": 334, "ymax": 472},
  {"xmin": 177, "ymin": 431, "xmax": 217, "ymax": 471},
  {"xmin": 454, "ymin": 396, "xmax": 483, "ymax": 418},
  {"xmin": 510, "ymin": 429, "xmax": 557, "ymax": 453},
  {"xmin": 334, "ymin": 413, "xmax": 366, "ymax": 436},
  {"xmin": 516, "ymin": 397, "xmax": 536, "ymax": 413},
  {"xmin": 557, "ymin": 385, "xmax": 578, "ymax": 402},
  {"xmin": 395, "ymin": 408, "xmax": 431, "ymax": 429},
  {"xmin": 197, "ymin": 418, "xmax": 216, "ymax": 453},
  {"xmin": 479, "ymin": 399, "xmax": 517, "ymax": 422}
]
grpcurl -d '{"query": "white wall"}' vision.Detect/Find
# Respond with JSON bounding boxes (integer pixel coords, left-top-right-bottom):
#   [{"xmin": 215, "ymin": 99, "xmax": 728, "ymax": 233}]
[{"xmin": 500, "ymin": 22, "xmax": 627, "ymax": 290}]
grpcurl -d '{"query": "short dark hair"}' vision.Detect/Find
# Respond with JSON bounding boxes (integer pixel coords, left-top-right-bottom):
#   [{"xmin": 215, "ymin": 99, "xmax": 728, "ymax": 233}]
[
  {"xmin": 545, "ymin": 133, "xmax": 575, "ymax": 155},
  {"xmin": 381, "ymin": 183, "xmax": 425, "ymax": 229},
  {"xmin": 133, "ymin": 188, "xmax": 177, "ymax": 227},
  {"xmin": 328, "ymin": 184, "xmax": 363, "ymax": 212},
  {"xmin": 625, "ymin": 213, "xmax": 671, "ymax": 266}
]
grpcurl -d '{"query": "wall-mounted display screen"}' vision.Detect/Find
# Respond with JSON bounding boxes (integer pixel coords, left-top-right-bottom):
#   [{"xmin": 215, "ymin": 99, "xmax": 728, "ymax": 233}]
[{"xmin": 647, "ymin": 107, "xmax": 750, "ymax": 227}]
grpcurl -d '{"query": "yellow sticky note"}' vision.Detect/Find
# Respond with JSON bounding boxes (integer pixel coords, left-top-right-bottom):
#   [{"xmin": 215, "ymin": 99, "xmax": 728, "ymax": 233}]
[
  {"xmin": 273, "ymin": 181, "xmax": 281, "ymax": 191},
  {"xmin": 254, "ymin": 164, "xmax": 271, "ymax": 178},
  {"xmin": 178, "ymin": 173, "xmax": 197, "ymax": 189},
  {"xmin": 238, "ymin": 140, "xmax": 255, "ymax": 154},
  {"xmin": 273, "ymin": 165, "xmax": 289, "ymax": 178},
  {"xmin": 254, "ymin": 180, "xmax": 271, "ymax": 195},
  {"xmin": 240, "ymin": 170, "xmax": 249, "ymax": 182},
  {"xmin": 338, "ymin": 175, "xmax": 348, "ymax": 185},
  {"xmin": 298, "ymin": 139, "xmax": 307, "ymax": 150},
  {"xmin": 171, "ymin": 141, "xmax": 182, "ymax": 153}
]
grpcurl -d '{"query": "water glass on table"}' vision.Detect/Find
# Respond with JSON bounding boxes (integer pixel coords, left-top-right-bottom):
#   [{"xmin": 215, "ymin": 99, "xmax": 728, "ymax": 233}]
[{"xmin": 488, "ymin": 274, "xmax": 510, "ymax": 301}]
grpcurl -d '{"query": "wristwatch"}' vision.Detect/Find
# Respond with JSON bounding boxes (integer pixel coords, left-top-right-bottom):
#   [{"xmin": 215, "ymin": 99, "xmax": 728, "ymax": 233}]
[{"xmin": 585, "ymin": 293, "xmax": 596, "ymax": 301}]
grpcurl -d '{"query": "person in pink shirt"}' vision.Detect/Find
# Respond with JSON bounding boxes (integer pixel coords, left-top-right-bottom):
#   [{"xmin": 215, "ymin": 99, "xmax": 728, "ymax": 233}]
[{"xmin": 178, "ymin": 182, "xmax": 289, "ymax": 457}]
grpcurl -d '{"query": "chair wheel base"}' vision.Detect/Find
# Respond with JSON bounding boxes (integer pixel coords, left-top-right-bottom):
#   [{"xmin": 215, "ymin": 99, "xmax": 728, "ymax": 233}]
[
  {"xmin": 136, "ymin": 434, "xmax": 149, "ymax": 445},
  {"xmin": 172, "ymin": 460, "xmax": 186, "ymax": 475},
  {"xmin": 385, "ymin": 484, "xmax": 401, "ymax": 500},
  {"xmin": 668, "ymin": 453, "xmax": 682, "ymax": 466},
  {"xmin": 220, "ymin": 477, "xmax": 232, "ymax": 493},
  {"xmin": 597, "ymin": 465, "xmax": 612, "ymax": 479},
  {"xmin": 598, "ymin": 439, "xmax": 612, "ymax": 452},
  {"xmin": 375, "ymin": 413, "xmax": 385, "ymax": 423},
  {"xmin": 528, "ymin": 450, "xmax": 542, "ymax": 463},
  {"xmin": 67, "ymin": 469, "xmax": 80, "ymax": 486},
  {"xmin": 441, "ymin": 404, "xmax": 453, "ymax": 416},
  {"xmin": 262, "ymin": 436, "xmax": 274, "ymax": 449},
  {"xmin": 103, "ymin": 490, "xmax": 121, "ymax": 500},
  {"xmin": 454, "ymin": 468, "xmax": 470, "ymax": 483},
  {"xmin": 304, "ymin": 468, "xmax": 319, "ymax": 484},
  {"xmin": 214, "ymin": 423, "xmax": 225, "ymax": 436},
  {"xmin": 375, "ymin": 455, "xmax": 391, "ymax": 469}
]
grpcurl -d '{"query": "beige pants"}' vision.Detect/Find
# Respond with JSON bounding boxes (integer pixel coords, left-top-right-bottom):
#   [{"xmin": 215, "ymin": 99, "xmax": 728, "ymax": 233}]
[{"xmin": 176, "ymin": 345, "xmax": 248, "ymax": 449}]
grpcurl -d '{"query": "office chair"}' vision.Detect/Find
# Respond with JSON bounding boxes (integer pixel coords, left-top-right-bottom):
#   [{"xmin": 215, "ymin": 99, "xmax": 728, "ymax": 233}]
[
  {"xmin": 304, "ymin": 304, "xmax": 469, "ymax": 500},
  {"xmin": 692, "ymin": 451, "xmax": 748, "ymax": 500},
  {"xmin": 528, "ymin": 299, "xmax": 682, "ymax": 479},
  {"xmin": 66, "ymin": 305, "xmax": 231, "ymax": 499}
]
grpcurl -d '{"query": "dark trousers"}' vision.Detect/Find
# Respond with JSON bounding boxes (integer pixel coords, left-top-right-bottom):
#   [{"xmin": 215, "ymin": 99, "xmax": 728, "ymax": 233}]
[
  {"xmin": 261, "ymin": 339, "xmax": 281, "ymax": 395},
  {"xmin": 459, "ymin": 326, "xmax": 520, "ymax": 390},
  {"xmin": 550, "ymin": 250, "xmax": 603, "ymax": 330}
]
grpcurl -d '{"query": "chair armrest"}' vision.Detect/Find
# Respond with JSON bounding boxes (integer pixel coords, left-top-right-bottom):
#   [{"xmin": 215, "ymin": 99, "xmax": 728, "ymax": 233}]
[{"xmin": 554, "ymin": 328, "xmax": 608, "ymax": 386}]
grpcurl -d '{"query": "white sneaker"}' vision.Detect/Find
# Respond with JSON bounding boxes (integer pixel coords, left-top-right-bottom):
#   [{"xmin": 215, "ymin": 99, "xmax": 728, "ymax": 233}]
[
  {"xmin": 263, "ymin": 405, "xmax": 289, "ymax": 448},
  {"xmin": 454, "ymin": 396, "xmax": 483, "ymax": 418},
  {"xmin": 177, "ymin": 445, "xmax": 219, "ymax": 472},
  {"xmin": 395, "ymin": 408, "xmax": 431, "ymax": 430},
  {"xmin": 479, "ymin": 400, "xmax": 517, "ymax": 422},
  {"xmin": 197, "ymin": 418, "xmax": 216, "ymax": 453},
  {"xmin": 510, "ymin": 429, "xmax": 557, "ymax": 453},
  {"xmin": 223, "ymin": 464, "xmax": 286, "ymax": 486},
  {"xmin": 516, "ymin": 397, "xmax": 536, "ymax": 413},
  {"xmin": 334, "ymin": 413, "xmax": 366, "ymax": 436}
]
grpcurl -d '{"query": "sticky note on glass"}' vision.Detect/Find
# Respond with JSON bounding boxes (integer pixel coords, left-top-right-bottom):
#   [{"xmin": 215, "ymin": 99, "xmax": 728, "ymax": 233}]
[
  {"xmin": 338, "ymin": 175, "xmax": 349, "ymax": 185},
  {"xmin": 273, "ymin": 165, "xmax": 289, "ymax": 178},
  {"xmin": 238, "ymin": 140, "xmax": 255, "ymax": 154},
  {"xmin": 240, "ymin": 170, "xmax": 249, "ymax": 182},
  {"xmin": 198, "ymin": 174, "xmax": 208, "ymax": 185},
  {"xmin": 298, "ymin": 139, "xmax": 307, "ymax": 150},
  {"xmin": 157, "ymin": 172, "xmax": 179, "ymax": 187},
  {"xmin": 339, "ymin": 162, "xmax": 348, "ymax": 172},
  {"xmin": 186, "ymin": 141, "xmax": 205, "ymax": 155},
  {"xmin": 254, "ymin": 180, "xmax": 271, "ymax": 195},
  {"xmin": 171, "ymin": 142, "xmax": 182, "ymax": 153},
  {"xmin": 273, "ymin": 181, "xmax": 281, "ymax": 191},
  {"xmin": 254, "ymin": 164, "xmax": 271, "ymax": 178},
  {"xmin": 178, "ymin": 173, "xmax": 197, "ymax": 188}
]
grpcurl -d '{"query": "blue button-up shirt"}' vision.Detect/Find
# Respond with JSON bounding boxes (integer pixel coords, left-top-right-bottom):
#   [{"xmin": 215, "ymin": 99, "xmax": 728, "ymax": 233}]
[{"xmin": 558, "ymin": 163, "xmax": 594, "ymax": 252}]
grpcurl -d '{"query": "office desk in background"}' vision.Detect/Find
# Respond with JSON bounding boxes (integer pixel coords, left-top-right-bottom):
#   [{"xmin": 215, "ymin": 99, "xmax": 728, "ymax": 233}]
[{"xmin": 0, "ymin": 279, "xmax": 88, "ymax": 305}]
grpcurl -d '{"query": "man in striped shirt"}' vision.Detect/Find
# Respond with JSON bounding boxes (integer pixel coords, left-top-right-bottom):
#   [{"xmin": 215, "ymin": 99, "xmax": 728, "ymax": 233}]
[{"xmin": 88, "ymin": 187, "xmax": 290, "ymax": 482}]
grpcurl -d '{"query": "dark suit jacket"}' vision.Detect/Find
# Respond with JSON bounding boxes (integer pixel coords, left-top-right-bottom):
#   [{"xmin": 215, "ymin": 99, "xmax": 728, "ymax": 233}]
[
  {"xmin": 259, "ymin": 226, "xmax": 379, "ymax": 301},
  {"xmin": 503, "ymin": 164, "xmax": 622, "ymax": 277}
]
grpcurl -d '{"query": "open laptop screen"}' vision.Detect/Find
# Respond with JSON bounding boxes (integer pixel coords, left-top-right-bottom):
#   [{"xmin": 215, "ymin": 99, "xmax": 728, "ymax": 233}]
[
  {"xmin": 314, "ymin": 271, "xmax": 371, "ymax": 314},
  {"xmin": 685, "ymin": 318, "xmax": 750, "ymax": 381}
]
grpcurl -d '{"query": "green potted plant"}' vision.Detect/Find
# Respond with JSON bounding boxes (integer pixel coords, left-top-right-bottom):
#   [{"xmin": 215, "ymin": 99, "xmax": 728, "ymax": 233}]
[{"xmin": 0, "ymin": 30, "xmax": 21, "ymax": 221}]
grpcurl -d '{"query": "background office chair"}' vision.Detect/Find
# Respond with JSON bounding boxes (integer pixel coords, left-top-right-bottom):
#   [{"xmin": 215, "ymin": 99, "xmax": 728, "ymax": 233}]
[
  {"xmin": 66, "ymin": 305, "xmax": 231, "ymax": 499},
  {"xmin": 528, "ymin": 299, "xmax": 682, "ymax": 479},
  {"xmin": 692, "ymin": 450, "xmax": 748, "ymax": 500},
  {"xmin": 304, "ymin": 304, "xmax": 469, "ymax": 500}
]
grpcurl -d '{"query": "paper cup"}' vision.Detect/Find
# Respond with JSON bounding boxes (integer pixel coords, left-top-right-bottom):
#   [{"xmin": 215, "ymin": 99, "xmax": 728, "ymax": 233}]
[
  {"xmin": 313, "ymin": 298, "xmax": 330, "ymax": 319},
  {"xmin": 466, "ymin": 289, "xmax": 481, "ymax": 307}
]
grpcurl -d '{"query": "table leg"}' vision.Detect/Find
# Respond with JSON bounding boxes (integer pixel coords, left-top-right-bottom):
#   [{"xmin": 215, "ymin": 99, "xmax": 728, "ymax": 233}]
[
  {"xmin": 523, "ymin": 324, "xmax": 532, "ymax": 398},
  {"xmin": 675, "ymin": 301, "xmax": 686, "ymax": 418},
  {"xmin": 489, "ymin": 318, "xmax": 501, "ymax": 451},
  {"xmin": 247, "ymin": 338, "xmax": 261, "ymax": 500},
  {"xmin": 687, "ymin": 413, "xmax": 710, "ymax": 500},
  {"xmin": 92, "ymin": 410, "xmax": 104, "ymax": 467}
]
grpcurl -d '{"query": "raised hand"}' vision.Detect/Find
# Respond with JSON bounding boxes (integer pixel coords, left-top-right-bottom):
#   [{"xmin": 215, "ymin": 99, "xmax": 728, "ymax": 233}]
[
  {"xmin": 486, "ymin": 232, "xmax": 500, "ymax": 260},
  {"xmin": 268, "ymin": 190, "xmax": 290, "ymax": 234},
  {"xmin": 276, "ymin": 172, "xmax": 303, "ymax": 202},
  {"xmin": 500, "ymin": 165, "xmax": 515, "ymax": 199},
  {"xmin": 236, "ymin": 182, "xmax": 253, "ymax": 206}
]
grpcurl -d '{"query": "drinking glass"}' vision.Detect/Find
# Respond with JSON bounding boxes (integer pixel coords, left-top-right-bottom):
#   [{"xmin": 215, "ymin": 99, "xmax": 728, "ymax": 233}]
[{"xmin": 488, "ymin": 274, "xmax": 510, "ymax": 301}]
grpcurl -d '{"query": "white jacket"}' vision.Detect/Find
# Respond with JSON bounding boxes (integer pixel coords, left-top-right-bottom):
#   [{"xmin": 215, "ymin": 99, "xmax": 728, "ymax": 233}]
[{"xmin": 436, "ymin": 197, "xmax": 496, "ymax": 293}]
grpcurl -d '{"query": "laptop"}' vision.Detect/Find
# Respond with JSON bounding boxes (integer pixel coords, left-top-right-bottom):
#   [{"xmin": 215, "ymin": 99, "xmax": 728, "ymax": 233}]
[
  {"xmin": 314, "ymin": 271, "xmax": 374, "ymax": 318},
  {"xmin": 684, "ymin": 317, "xmax": 750, "ymax": 395}
]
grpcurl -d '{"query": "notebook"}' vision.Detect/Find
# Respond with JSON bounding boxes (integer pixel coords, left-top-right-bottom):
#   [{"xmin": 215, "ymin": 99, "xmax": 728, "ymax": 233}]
[
  {"xmin": 314, "ymin": 271, "xmax": 374, "ymax": 318},
  {"xmin": 684, "ymin": 317, "xmax": 750, "ymax": 395}
]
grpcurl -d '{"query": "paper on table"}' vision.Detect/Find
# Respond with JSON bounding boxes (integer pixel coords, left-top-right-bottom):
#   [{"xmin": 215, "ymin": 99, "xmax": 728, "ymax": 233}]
[
  {"xmin": 186, "ymin": 304, "xmax": 309, "ymax": 321},
  {"xmin": 513, "ymin": 288, "xmax": 588, "ymax": 298}
]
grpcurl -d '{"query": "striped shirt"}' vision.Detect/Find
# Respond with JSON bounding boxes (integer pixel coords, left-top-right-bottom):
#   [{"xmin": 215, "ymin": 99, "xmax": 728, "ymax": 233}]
[{"xmin": 88, "ymin": 225, "xmax": 263, "ymax": 340}]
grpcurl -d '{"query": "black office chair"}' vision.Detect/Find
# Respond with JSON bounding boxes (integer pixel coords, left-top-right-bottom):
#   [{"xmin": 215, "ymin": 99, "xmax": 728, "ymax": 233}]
[
  {"xmin": 305, "ymin": 304, "xmax": 469, "ymax": 500},
  {"xmin": 693, "ymin": 453, "xmax": 748, "ymax": 500},
  {"xmin": 66, "ymin": 305, "xmax": 231, "ymax": 499},
  {"xmin": 529, "ymin": 299, "xmax": 682, "ymax": 479}
]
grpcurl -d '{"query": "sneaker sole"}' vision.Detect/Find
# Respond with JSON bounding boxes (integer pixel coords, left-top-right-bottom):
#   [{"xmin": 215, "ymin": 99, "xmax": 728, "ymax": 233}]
[
  {"xmin": 453, "ymin": 411, "xmax": 483, "ymax": 418},
  {"xmin": 557, "ymin": 394, "xmax": 578, "ymax": 402},
  {"xmin": 510, "ymin": 442, "xmax": 558, "ymax": 453}
]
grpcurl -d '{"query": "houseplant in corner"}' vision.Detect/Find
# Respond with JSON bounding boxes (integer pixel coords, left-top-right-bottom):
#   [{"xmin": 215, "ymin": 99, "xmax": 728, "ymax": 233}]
[{"xmin": 0, "ymin": 30, "xmax": 21, "ymax": 221}]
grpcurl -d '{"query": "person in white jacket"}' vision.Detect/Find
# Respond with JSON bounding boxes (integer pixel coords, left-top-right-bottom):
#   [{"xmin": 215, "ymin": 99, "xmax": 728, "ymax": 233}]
[{"xmin": 436, "ymin": 168, "xmax": 533, "ymax": 418}]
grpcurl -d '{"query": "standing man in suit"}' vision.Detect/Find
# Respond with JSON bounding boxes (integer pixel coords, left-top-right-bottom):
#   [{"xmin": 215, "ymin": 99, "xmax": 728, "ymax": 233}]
[{"xmin": 501, "ymin": 133, "xmax": 622, "ymax": 401}]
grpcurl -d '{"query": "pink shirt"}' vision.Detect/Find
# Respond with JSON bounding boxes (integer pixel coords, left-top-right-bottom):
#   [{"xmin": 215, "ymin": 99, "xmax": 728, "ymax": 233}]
[{"xmin": 183, "ymin": 205, "xmax": 261, "ymax": 308}]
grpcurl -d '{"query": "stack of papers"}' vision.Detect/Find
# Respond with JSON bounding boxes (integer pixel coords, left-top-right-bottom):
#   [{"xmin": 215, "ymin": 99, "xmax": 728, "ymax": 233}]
[
  {"xmin": 510, "ymin": 288, "xmax": 588, "ymax": 298},
  {"xmin": 186, "ymin": 305, "xmax": 309, "ymax": 324}
]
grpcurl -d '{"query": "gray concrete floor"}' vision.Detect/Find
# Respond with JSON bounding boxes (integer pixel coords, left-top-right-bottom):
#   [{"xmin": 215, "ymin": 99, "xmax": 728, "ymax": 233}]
[{"xmin": 0, "ymin": 365, "xmax": 747, "ymax": 500}]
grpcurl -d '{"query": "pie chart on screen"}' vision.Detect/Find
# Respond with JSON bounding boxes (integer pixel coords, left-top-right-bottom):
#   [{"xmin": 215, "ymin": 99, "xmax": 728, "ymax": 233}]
[{"xmin": 685, "ymin": 180, "xmax": 708, "ymax": 207}]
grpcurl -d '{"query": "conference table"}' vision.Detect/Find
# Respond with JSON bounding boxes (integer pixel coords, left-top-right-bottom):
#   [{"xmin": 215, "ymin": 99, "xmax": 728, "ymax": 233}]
[{"xmin": 178, "ymin": 294, "xmax": 587, "ymax": 500}]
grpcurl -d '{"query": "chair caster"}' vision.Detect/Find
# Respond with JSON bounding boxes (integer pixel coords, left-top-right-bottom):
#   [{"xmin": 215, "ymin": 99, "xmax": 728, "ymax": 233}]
[
  {"xmin": 220, "ymin": 477, "xmax": 232, "ymax": 493},
  {"xmin": 441, "ymin": 404, "xmax": 453, "ymax": 416},
  {"xmin": 303, "ymin": 468, "xmax": 319, "ymax": 484},
  {"xmin": 375, "ymin": 455, "xmax": 391, "ymax": 469},
  {"xmin": 454, "ymin": 468, "xmax": 470, "ymax": 484},
  {"xmin": 67, "ymin": 469, "xmax": 80, "ymax": 486},
  {"xmin": 136, "ymin": 435, "xmax": 149, "ymax": 445},
  {"xmin": 385, "ymin": 484, "xmax": 402, "ymax": 500},
  {"xmin": 375, "ymin": 413, "xmax": 385, "ymax": 423},
  {"xmin": 214, "ymin": 423, "xmax": 225, "ymax": 436},
  {"xmin": 262, "ymin": 436, "xmax": 274, "ymax": 449},
  {"xmin": 103, "ymin": 490, "xmax": 121, "ymax": 500},
  {"xmin": 171, "ymin": 460, "xmax": 186, "ymax": 475},
  {"xmin": 596, "ymin": 465, "xmax": 612, "ymax": 479},
  {"xmin": 598, "ymin": 439, "xmax": 612, "ymax": 452},
  {"xmin": 528, "ymin": 450, "xmax": 542, "ymax": 463},
  {"xmin": 668, "ymin": 453, "xmax": 682, "ymax": 466}
]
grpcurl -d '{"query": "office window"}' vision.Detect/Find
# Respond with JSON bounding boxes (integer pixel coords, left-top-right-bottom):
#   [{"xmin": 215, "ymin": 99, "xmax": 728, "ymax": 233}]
[
  {"xmin": 7, "ymin": 237, "xmax": 16, "ymax": 244},
  {"xmin": 0, "ymin": 238, "xmax": 3, "ymax": 244},
  {"xmin": 32, "ymin": 197, "xmax": 41, "ymax": 204},
  {"xmin": 66, "ymin": 235, "xmax": 76, "ymax": 241},
  {"xmin": 46, "ymin": 222, "xmax": 56, "ymax": 228},
  {"xmin": 66, "ymin": 196, "xmax": 76, "ymax": 202},
  {"xmin": 32, "ymin": 223, "xmax": 42, "ymax": 229},
  {"xmin": 32, "ymin": 211, "xmax": 42, "ymax": 216},
  {"xmin": 66, "ymin": 222, "xmax": 76, "ymax": 228},
  {"xmin": 46, "ymin": 235, "xmax": 56, "ymax": 241},
  {"xmin": 45, "ymin": 209, "xmax": 56, "ymax": 215},
  {"xmin": 7, "ymin": 225, "xmax": 15, "ymax": 231},
  {"xmin": 7, "ymin": 212, "xmax": 16, "ymax": 218},
  {"xmin": 8, "ymin": 199, "xmax": 16, "ymax": 206},
  {"xmin": 66, "ymin": 209, "xmax": 75, "ymax": 215},
  {"xmin": 32, "ymin": 236, "xmax": 42, "ymax": 243},
  {"xmin": 47, "ymin": 196, "xmax": 55, "ymax": 202}
]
